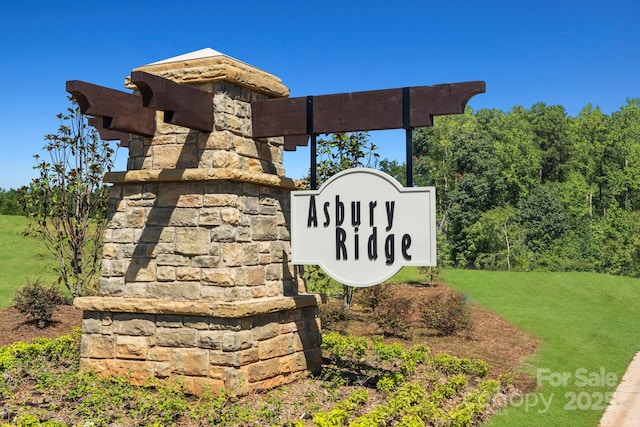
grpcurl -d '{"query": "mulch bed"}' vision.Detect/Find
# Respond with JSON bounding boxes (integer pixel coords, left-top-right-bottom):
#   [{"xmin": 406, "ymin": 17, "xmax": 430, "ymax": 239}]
[
  {"xmin": 0, "ymin": 283, "xmax": 540, "ymax": 392},
  {"xmin": 0, "ymin": 304, "xmax": 83, "ymax": 347}
]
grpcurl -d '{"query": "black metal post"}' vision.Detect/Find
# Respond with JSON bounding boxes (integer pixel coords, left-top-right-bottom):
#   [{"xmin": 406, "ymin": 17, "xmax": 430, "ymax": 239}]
[
  {"xmin": 306, "ymin": 95, "xmax": 317, "ymax": 190},
  {"xmin": 310, "ymin": 134, "xmax": 317, "ymax": 190},
  {"xmin": 406, "ymin": 128, "xmax": 413, "ymax": 187},
  {"xmin": 402, "ymin": 87, "xmax": 413, "ymax": 187}
]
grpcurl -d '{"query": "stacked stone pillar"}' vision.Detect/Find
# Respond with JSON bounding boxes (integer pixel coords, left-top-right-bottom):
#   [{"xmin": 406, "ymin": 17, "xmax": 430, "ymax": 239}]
[{"xmin": 74, "ymin": 50, "xmax": 322, "ymax": 395}]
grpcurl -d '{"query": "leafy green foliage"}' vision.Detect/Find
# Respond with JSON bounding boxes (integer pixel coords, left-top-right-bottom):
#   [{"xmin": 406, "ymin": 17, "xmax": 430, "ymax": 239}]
[
  {"xmin": 0, "ymin": 189, "xmax": 27, "ymax": 216},
  {"xmin": 0, "ymin": 323, "xmax": 503, "ymax": 426},
  {"xmin": 22, "ymin": 99, "xmax": 114, "ymax": 297},
  {"xmin": 0, "ymin": 333, "xmax": 256, "ymax": 426},
  {"xmin": 316, "ymin": 132, "xmax": 379, "ymax": 184},
  {"xmin": 432, "ymin": 353, "xmax": 489, "ymax": 377},
  {"xmin": 516, "ymin": 187, "xmax": 568, "ymax": 252},
  {"xmin": 411, "ymin": 99, "xmax": 640, "ymax": 275},
  {"xmin": 317, "ymin": 333, "xmax": 499, "ymax": 426},
  {"xmin": 378, "ymin": 159, "xmax": 407, "ymax": 186},
  {"xmin": 313, "ymin": 389, "xmax": 369, "ymax": 426},
  {"xmin": 12, "ymin": 279, "xmax": 65, "ymax": 328},
  {"xmin": 303, "ymin": 265, "xmax": 342, "ymax": 296},
  {"xmin": 322, "ymin": 332, "xmax": 368, "ymax": 364}
]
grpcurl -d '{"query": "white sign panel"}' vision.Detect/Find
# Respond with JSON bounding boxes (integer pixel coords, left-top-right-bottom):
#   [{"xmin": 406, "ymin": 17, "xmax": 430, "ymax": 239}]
[{"xmin": 291, "ymin": 168, "xmax": 436, "ymax": 287}]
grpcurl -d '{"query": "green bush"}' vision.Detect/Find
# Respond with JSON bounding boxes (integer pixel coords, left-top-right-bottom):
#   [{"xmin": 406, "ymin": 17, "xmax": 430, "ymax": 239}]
[
  {"xmin": 13, "ymin": 280, "xmax": 65, "ymax": 328},
  {"xmin": 420, "ymin": 288, "xmax": 472, "ymax": 336},
  {"xmin": 314, "ymin": 388, "xmax": 370, "ymax": 425},
  {"xmin": 321, "ymin": 332, "xmax": 368, "ymax": 363},
  {"xmin": 432, "ymin": 353, "xmax": 489, "ymax": 377}
]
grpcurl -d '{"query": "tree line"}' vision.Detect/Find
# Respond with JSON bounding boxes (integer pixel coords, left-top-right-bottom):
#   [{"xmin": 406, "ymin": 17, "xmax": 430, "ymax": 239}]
[
  {"xmin": 394, "ymin": 98, "xmax": 640, "ymax": 277},
  {"xmin": 0, "ymin": 188, "xmax": 27, "ymax": 215}
]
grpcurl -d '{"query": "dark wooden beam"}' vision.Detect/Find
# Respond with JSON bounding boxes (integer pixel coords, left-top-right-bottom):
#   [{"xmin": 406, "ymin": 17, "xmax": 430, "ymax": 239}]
[
  {"xmin": 283, "ymin": 135, "xmax": 310, "ymax": 151},
  {"xmin": 251, "ymin": 97, "xmax": 308, "ymax": 137},
  {"xmin": 88, "ymin": 117, "xmax": 130, "ymax": 147},
  {"xmin": 409, "ymin": 82, "xmax": 486, "ymax": 127},
  {"xmin": 130, "ymin": 71, "xmax": 214, "ymax": 132},
  {"xmin": 251, "ymin": 81, "xmax": 485, "ymax": 149},
  {"xmin": 312, "ymin": 88, "xmax": 404, "ymax": 134},
  {"xmin": 66, "ymin": 80, "xmax": 155, "ymax": 136}
]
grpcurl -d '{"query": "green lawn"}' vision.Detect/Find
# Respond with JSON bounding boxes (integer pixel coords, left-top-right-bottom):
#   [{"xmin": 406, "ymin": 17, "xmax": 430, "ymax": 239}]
[
  {"xmin": 438, "ymin": 269, "xmax": 640, "ymax": 426},
  {"xmin": 0, "ymin": 215, "xmax": 58, "ymax": 308}
]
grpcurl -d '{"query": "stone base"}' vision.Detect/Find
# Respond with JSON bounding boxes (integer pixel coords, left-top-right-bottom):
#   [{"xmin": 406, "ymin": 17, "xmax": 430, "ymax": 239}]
[{"xmin": 75, "ymin": 295, "xmax": 322, "ymax": 395}]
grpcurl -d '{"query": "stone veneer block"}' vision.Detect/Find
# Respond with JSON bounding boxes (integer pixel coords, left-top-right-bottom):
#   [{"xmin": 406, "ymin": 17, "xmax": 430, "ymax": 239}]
[{"xmin": 77, "ymin": 298, "xmax": 322, "ymax": 395}]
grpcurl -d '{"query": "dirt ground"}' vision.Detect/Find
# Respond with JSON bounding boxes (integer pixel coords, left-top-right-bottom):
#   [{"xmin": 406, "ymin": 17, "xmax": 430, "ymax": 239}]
[
  {"xmin": 0, "ymin": 304, "xmax": 83, "ymax": 347},
  {"xmin": 343, "ymin": 283, "xmax": 540, "ymax": 390}
]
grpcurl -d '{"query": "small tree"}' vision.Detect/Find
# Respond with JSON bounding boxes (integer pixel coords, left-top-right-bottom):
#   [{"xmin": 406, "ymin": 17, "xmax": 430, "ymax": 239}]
[
  {"xmin": 316, "ymin": 132, "xmax": 379, "ymax": 184},
  {"xmin": 304, "ymin": 132, "xmax": 379, "ymax": 309},
  {"xmin": 22, "ymin": 99, "xmax": 115, "ymax": 297}
]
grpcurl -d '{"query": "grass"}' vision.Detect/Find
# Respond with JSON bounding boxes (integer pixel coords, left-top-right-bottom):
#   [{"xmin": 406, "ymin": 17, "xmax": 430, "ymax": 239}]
[
  {"xmin": 386, "ymin": 266, "xmax": 435, "ymax": 285},
  {"xmin": 0, "ymin": 215, "xmax": 57, "ymax": 308},
  {"xmin": 437, "ymin": 269, "xmax": 640, "ymax": 426}
]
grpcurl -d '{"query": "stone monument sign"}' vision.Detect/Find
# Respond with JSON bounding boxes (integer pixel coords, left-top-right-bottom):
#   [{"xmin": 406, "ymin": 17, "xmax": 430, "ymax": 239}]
[
  {"xmin": 72, "ymin": 49, "xmax": 322, "ymax": 395},
  {"xmin": 69, "ymin": 48, "xmax": 484, "ymax": 396}
]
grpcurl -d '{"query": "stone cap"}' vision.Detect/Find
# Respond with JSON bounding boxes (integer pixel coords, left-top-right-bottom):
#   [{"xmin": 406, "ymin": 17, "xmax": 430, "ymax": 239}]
[
  {"xmin": 124, "ymin": 48, "xmax": 289, "ymax": 98},
  {"xmin": 74, "ymin": 295, "xmax": 321, "ymax": 318},
  {"xmin": 103, "ymin": 167, "xmax": 297, "ymax": 189}
]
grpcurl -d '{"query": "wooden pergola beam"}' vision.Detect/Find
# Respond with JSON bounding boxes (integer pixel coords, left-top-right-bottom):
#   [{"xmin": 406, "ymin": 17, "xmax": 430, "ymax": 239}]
[
  {"xmin": 251, "ymin": 81, "xmax": 485, "ymax": 150},
  {"xmin": 130, "ymin": 71, "xmax": 214, "ymax": 132},
  {"xmin": 87, "ymin": 117, "xmax": 130, "ymax": 147},
  {"xmin": 66, "ymin": 80, "xmax": 156, "ymax": 137},
  {"xmin": 409, "ymin": 82, "xmax": 485, "ymax": 127}
]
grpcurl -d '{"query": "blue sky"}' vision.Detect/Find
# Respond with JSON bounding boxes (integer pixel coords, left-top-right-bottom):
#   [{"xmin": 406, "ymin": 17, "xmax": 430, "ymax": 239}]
[{"xmin": 0, "ymin": 0, "xmax": 638, "ymax": 189}]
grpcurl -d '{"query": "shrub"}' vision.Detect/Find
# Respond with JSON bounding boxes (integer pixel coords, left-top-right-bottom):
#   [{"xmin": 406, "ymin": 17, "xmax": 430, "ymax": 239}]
[
  {"xmin": 313, "ymin": 389, "xmax": 369, "ymax": 426},
  {"xmin": 420, "ymin": 288, "xmax": 472, "ymax": 336},
  {"xmin": 355, "ymin": 283, "xmax": 392, "ymax": 310},
  {"xmin": 372, "ymin": 296, "xmax": 414, "ymax": 338},
  {"xmin": 321, "ymin": 332, "xmax": 368, "ymax": 363},
  {"xmin": 418, "ymin": 266, "xmax": 442, "ymax": 285},
  {"xmin": 432, "ymin": 353, "xmax": 489, "ymax": 377},
  {"xmin": 319, "ymin": 301, "xmax": 351, "ymax": 332},
  {"xmin": 13, "ymin": 280, "xmax": 65, "ymax": 328}
]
